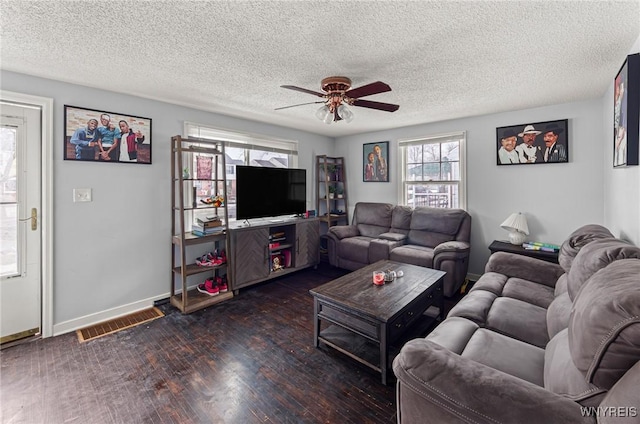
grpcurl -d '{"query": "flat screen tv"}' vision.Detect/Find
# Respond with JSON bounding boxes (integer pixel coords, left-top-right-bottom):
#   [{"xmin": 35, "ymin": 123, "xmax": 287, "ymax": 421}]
[{"xmin": 236, "ymin": 166, "xmax": 306, "ymax": 220}]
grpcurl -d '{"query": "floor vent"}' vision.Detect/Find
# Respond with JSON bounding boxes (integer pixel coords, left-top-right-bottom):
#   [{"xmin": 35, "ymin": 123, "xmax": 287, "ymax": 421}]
[{"xmin": 76, "ymin": 307, "xmax": 164, "ymax": 343}]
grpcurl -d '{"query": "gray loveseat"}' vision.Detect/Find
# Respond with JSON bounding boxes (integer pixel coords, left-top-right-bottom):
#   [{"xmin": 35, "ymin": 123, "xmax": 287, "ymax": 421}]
[
  {"xmin": 392, "ymin": 225, "xmax": 640, "ymax": 423},
  {"xmin": 326, "ymin": 202, "xmax": 471, "ymax": 297}
]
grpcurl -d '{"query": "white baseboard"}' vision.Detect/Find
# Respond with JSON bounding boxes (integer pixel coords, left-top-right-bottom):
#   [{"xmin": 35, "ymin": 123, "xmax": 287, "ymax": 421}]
[{"xmin": 53, "ymin": 293, "xmax": 170, "ymax": 336}]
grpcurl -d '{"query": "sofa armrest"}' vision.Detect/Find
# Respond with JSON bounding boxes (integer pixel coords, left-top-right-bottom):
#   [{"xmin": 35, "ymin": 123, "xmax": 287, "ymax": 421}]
[
  {"xmin": 370, "ymin": 238, "xmax": 406, "ymax": 263},
  {"xmin": 433, "ymin": 240, "xmax": 470, "ymax": 256},
  {"xmin": 379, "ymin": 232, "xmax": 407, "ymax": 242},
  {"xmin": 327, "ymin": 225, "xmax": 359, "ymax": 240},
  {"xmin": 392, "ymin": 339, "xmax": 594, "ymax": 424},
  {"xmin": 485, "ymin": 251, "xmax": 564, "ymax": 288}
]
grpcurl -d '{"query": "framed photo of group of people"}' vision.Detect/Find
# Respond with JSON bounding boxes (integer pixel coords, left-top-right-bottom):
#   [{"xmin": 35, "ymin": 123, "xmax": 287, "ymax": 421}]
[
  {"xmin": 496, "ymin": 119, "xmax": 569, "ymax": 166},
  {"xmin": 613, "ymin": 53, "xmax": 639, "ymax": 168},
  {"xmin": 64, "ymin": 105, "xmax": 152, "ymax": 164}
]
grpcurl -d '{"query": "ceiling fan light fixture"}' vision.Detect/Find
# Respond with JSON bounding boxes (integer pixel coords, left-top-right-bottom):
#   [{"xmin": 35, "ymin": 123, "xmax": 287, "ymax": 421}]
[
  {"xmin": 337, "ymin": 104, "xmax": 354, "ymax": 123},
  {"xmin": 315, "ymin": 105, "xmax": 333, "ymax": 124},
  {"xmin": 280, "ymin": 76, "xmax": 398, "ymax": 122}
]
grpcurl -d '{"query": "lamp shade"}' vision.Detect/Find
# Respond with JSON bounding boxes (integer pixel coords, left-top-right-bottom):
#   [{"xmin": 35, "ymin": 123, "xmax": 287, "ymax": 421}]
[
  {"xmin": 337, "ymin": 104, "xmax": 354, "ymax": 123},
  {"xmin": 315, "ymin": 105, "xmax": 333, "ymax": 124},
  {"xmin": 500, "ymin": 212, "xmax": 529, "ymax": 245}
]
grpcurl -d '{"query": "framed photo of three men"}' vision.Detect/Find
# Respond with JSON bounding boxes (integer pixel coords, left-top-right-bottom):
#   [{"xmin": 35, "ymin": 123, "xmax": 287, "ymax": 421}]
[
  {"xmin": 64, "ymin": 105, "xmax": 152, "ymax": 164},
  {"xmin": 496, "ymin": 119, "xmax": 568, "ymax": 166}
]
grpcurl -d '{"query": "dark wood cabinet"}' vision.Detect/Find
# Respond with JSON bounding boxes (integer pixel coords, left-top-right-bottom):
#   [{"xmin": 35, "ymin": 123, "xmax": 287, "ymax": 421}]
[
  {"xmin": 230, "ymin": 227, "xmax": 270, "ymax": 289},
  {"xmin": 488, "ymin": 240, "xmax": 559, "ymax": 264},
  {"xmin": 296, "ymin": 219, "xmax": 320, "ymax": 268},
  {"xmin": 229, "ymin": 218, "xmax": 319, "ymax": 292}
]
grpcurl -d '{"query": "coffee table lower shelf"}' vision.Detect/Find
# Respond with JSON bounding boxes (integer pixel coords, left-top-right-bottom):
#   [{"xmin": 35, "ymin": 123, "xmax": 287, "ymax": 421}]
[{"xmin": 318, "ymin": 312, "xmax": 441, "ymax": 377}]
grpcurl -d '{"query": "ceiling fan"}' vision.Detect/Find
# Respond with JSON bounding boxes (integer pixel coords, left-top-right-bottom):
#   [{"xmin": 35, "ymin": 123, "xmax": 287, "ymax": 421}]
[{"xmin": 276, "ymin": 76, "xmax": 399, "ymax": 124}]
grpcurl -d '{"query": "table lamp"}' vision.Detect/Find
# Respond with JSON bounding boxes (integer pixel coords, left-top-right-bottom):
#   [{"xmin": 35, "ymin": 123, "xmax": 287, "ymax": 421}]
[{"xmin": 500, "ymin": 212, "xmax": 529, "ymax": 245}]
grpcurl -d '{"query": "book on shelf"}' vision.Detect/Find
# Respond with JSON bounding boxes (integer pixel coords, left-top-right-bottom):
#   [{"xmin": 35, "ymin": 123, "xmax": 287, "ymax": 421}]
[
  {"xmin": 522, "ymin": 242, "xmax": 559, "ymax": 252},
  {"xmin": 192, "ymin": 228, "xmax": 225, "ymax": 237},
  {"xmin": 197, "ymin": 219, "xmax": 222, "ymax": 228},
  {"xmin": 192, "ymin": 224, "xmax": 225, "ymax": 235},
  {"xmin": 524, "ymin": 241, "xmax": 560, "ymax": 249}
]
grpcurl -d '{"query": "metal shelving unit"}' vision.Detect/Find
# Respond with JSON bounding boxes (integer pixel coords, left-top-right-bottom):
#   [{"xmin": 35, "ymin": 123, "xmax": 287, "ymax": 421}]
[{"xmin": 170, "ymin": 135, "xmax": 233, "ymax": 313}]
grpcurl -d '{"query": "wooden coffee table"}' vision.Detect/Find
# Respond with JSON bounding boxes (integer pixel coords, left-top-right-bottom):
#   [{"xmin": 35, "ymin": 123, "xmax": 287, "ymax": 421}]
[{"xmin": 310, "ymin": 260, "xmax": 445, "ymax": 384}]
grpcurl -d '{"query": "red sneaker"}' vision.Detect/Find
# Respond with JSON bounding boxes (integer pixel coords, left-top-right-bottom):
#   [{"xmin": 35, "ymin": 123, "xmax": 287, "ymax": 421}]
[
  {"xmin": 216, "ymin": 275, "xmax": 228, "ymax": 293},
  {"xmin": 197, "ymin": 278, "xmax": 219, "ymax": 296}
]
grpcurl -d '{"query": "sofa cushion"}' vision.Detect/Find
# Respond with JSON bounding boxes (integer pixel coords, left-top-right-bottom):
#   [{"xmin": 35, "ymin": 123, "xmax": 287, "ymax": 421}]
[
  {"xmin": 502, "ymin": 278, "xmax": 555, "ymax": 309},
  {"xmin": 354, "ymin": 202, "xmax": 393, "ymax": 237},
  {"xmin": 558, "ymin": 224, "xmax": 614, "ymax": 272},
  {"xmin": 447, "ymin": 290, "xmax": 498, "ymax": 325},
  {"xmin": 566, "ymin": 239, "xmax": 640, "ymax": 301},
  {"xmin": 546, "ymin": 291, "xmax": 572, "ymax": 339},
  {"xmin": 407, "ymin": 207, "xmax": 466, "ymax": 247},
  {"xmin": 389, "ymin": 244, "xmax": 434, "ymax": 267},
  {"xmin": 461, "ymin": 328, "xmax": 546, "ymax": 386},
  {"xmin": 427, "ymin": 317, "xmax": 546, "ymax": 386},
  {"xmin": 554, "ymin": 273, "xmax": 568, "ymax": 297},
  {"xmin": 486, "ymin": 297, "xmax": 549, "ymax": 348},
  {"xmin": 569, "ymin": 259, "xmax": 640, "ymax": 390},
  {"xmin": 336, "ymin": 236, "xmax": 375, "ymax": 264},
  {"xmin": 544, "ymin": 329, "xmax": 605, "ymax": 405},
  {"xmin": 390, "ymin": 205, "xmax": 412, "ymax": 234}
]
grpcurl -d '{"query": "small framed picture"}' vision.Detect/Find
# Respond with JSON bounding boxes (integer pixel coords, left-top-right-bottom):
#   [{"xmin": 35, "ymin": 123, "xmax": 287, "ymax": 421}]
[
  {"xmin": 613, "ymin": 53, "xmax": 639, "ymax": 167},
  {"xmin": 363, "ymin": 141, "xmax": 389, "ymax": 182},
  {"xmin": 64, "ymin": 105, "xmax": 152, "ymax": 164},
  {"xmin": 496, "ymin": 119, "xmax": 568, "ymax": 165}
]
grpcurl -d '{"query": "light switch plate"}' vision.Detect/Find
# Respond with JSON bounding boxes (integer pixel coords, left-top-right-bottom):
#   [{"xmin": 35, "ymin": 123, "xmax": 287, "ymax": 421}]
[{"xmin": 73, "ymin": 188, "xmax": 92, "ymax": 202}]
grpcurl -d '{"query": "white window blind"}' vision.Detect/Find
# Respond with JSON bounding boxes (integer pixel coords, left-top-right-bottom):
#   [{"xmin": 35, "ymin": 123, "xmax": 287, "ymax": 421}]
[
  {"xmin": 184, "ymin": 122, "xmax": 298, "ymax": 160},
  {"xmin": 398, "ymin": 131, "xmax": 466, "ymax": 210}
]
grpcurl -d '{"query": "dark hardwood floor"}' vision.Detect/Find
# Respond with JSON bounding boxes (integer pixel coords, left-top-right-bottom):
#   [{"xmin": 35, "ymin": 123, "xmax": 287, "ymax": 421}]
[{"xmin": 1, "ymin": 263, "xmax": 403, "ymax": 424}]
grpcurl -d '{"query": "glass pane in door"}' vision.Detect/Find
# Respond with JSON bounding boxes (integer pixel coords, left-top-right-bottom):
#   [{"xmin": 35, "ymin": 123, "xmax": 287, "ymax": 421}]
[{"xmin": 0, "ymin": 127, "xmax": 18, "ymax": 277}]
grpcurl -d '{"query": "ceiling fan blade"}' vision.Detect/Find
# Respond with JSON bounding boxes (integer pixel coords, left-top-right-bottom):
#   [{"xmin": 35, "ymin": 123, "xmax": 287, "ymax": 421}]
[
  {"xmin": 352, "ymin": 99, "xmax": 399, "ymax": 112},
  {"xmin": 345, "ymin": 81, "xmax": 391, "ymax": 99},
  {"xmin": 281, "ymin": 85, "xmax": 326, "ymax": 98},
  {"xmin": 275, "ymin": 101, "xmax": 325, "ymax": 111}
]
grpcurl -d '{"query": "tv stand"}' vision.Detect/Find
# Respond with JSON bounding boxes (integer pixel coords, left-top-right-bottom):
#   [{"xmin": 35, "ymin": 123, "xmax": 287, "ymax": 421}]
[{"xmin": 229, "ymin": 218, "xmax": 319, "ymax": 292}]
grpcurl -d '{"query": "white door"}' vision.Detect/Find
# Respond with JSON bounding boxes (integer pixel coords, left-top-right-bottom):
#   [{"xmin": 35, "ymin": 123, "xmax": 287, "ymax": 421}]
[{"xmin": 0, "ymin": 103, "xmax": 42, "ymax": 343}]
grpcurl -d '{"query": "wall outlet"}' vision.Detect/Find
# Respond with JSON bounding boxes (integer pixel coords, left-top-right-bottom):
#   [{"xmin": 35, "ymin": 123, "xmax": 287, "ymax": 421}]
[{"xmin": 73, "ymin": 188, "xmax": 92, "ymax": 202}]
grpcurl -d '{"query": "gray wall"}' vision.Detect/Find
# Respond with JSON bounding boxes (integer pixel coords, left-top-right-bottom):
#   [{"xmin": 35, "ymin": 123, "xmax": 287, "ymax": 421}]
[
  {"xmin": 1, "ymin": 71, "xmax": 333, "ymax": 331},
  {"xmin": 4, "ymin": 39, "xmax": 640, "ymax": 332},
  {"xmin": 334, "ymin": 100, "xmax": 607, "ymax": 276},
  {"xmin": 603, "ymin": 35, "xmax": 640, "ymax": 245}
]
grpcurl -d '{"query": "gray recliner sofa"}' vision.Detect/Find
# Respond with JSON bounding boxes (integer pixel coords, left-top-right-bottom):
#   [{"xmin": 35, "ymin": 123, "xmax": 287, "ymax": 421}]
[
  {"xmin": 392, "ymin": 225, "xmax": 640, "ymax": 423},
  {"xmin": 326, "ymin": 202, "xmax": 471, "ymax": 297}
]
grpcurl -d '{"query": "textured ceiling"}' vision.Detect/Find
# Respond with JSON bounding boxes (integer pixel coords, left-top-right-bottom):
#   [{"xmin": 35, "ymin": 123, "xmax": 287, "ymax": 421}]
[{"xmin": 1, "ymin": 1, "xmax": 639, "ymax": 137}]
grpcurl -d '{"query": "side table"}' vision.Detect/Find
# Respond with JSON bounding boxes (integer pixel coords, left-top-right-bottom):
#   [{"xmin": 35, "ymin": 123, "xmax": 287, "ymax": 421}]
[{"xmin": 488, "ymin": 240, "xmax": 559, "ymax": 264}]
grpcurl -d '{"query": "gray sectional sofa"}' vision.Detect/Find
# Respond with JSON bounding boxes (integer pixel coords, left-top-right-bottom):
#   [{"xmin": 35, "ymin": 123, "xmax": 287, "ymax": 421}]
[
  {"xmin": 326, "ymin": 202, "xmax": 471, "ymax": 297},
  {"xmin": 392, "ymin": 224, "xmax": 640, "ymax": 423}
]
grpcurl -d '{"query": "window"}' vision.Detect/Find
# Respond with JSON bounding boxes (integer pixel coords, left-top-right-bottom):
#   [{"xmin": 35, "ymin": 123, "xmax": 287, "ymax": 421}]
[
  {"xmin": 184, "ymin": 122, "xmax": 299, "ymax": 220},
  {"xmin": 399, "ymin": 131, "xmax": 466, "ymax": 210}
]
